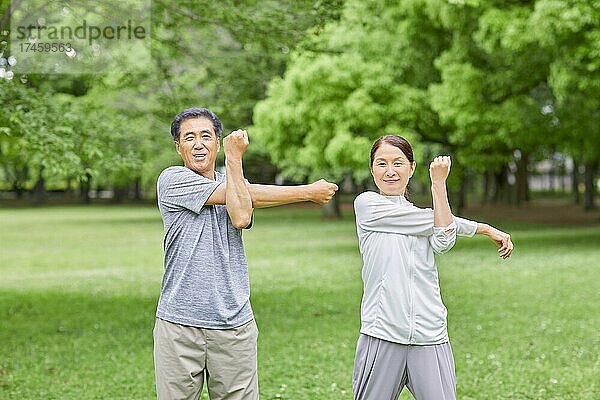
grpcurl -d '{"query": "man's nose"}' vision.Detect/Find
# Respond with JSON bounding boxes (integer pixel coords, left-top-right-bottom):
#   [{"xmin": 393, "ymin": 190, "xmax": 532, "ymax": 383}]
[{"xmin": 192, "ymin": 137, "xmax": 204, "ymax": 148}]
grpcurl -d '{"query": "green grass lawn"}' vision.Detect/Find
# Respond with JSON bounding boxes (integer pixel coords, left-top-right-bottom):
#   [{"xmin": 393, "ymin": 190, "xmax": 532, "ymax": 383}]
[{"xmin": 0, "ymin": 205, "xmax": 599, "ymax": 399}]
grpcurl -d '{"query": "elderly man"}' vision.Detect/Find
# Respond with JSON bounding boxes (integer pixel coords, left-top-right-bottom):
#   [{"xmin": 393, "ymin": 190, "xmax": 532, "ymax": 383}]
[{"xmin": 154, "ymin": 107, "xmax": 338, "ymax": 400}]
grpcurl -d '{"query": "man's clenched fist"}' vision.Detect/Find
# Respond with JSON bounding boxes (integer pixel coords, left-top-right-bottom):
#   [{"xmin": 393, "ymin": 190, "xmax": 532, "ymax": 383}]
[
  {"xmin": 223, "ymin": 129, "xmax": 249, "ymax": 161},
  {"xmin": 308, "ymin": 179, "xmax": 339, "ymax": 204}
]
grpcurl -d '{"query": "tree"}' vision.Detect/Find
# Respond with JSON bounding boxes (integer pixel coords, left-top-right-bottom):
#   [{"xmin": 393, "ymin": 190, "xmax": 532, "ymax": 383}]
[
  {"xmin": 479, "ymin": 0, "xmax": 600, "ymax": 209},
  {"xmin": 1, "ymin": 0, "xmax": 345, "ymax": 201},
  {"xmin": 0, "ymin": 80, "xmax": 82, "ymax": 201},
  {"xmin": 254, "ymin": 1, "xmax": 453, "ymax": 209},
  {"xmin": 533, "ymin": 0, "xmax": 600, "ymax": 209},
  {"xmin": 253, "ymin": 0, "xmax": 556, "ymax": 215}
]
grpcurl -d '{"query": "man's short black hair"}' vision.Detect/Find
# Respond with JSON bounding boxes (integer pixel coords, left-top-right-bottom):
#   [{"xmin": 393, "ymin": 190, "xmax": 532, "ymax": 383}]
[{"xmin": 170, "ymin": 108, "xmax": 223, "ymax": 141}]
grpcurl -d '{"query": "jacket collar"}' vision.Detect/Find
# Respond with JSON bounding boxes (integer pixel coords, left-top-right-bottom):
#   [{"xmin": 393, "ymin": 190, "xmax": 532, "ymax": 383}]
[{"xmin": 382, "ymin": 194, "xmax": 412, "ymax": 206}]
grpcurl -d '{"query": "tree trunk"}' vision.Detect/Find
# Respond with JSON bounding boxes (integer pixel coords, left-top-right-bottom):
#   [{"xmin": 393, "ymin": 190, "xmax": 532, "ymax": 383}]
[
  {"xmin": 65, "ymin": 177, "xmax": 74, "ymax": 199},
  {"xmin": 133, "ymin": 177, "xmax": 143, "ymax": 201},
  {"xmin": 481, "ymin": 170, "xmax": 493, "ymax": 206},
  {"xmin": 515, "ymin": 152, "xmax": 530, "ymax": 205},
  {"xmin": 112, "ymin": 185, "xmax": 126, "ymax": 203},
  {"xmin": 12, "ymin": 181, "xmax": 24, "ymax": 199},
  {"xmin": 80, "ymin": 173, "xmax": 92, "ymax": 204},
  {"xmin": 572, "ymin": 160, "xmax": 580, "ymax": 204},
  {"xmin": 322, "ymin": 194, "xmax": 341, "ymax": 219},
  {"xmin": 450, "ymin": 171, "xmax": 467, "ymax": 213},
  {"xmin": 31, "ymin": 166, "xmax": 47, "ymax": 205},
  {"xmin": 583, "ymin": 160, "xmax": 598, "ymax": 210},
  {"xmin": 493, "ymin": 171, "xmax": 504, "ymax": 203},
  {"xmin": 11, "ymin": 165, "xmax": 29, "ymax": 199}
]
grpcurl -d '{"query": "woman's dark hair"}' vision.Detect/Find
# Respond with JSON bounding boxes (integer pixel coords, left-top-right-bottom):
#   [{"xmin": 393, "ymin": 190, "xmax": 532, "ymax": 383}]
[
  {"xmin": 370, "ymin": 135, "xmax": 414, "ymax": 167},
  {"xmin": 170, "ymin": 107, "xmax": 223, "ymax": 141}
]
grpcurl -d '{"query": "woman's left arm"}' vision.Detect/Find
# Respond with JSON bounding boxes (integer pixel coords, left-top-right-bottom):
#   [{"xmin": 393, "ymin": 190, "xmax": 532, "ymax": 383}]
[{"xmin": 454, "ymin": 217, "xmax": 515, "ymax": 259}]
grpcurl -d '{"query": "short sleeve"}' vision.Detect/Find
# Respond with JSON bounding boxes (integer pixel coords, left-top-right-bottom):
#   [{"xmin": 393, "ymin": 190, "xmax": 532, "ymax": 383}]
[{"xmin": 157, "ymin": 167, "xmax": 222, "ymax": 214}]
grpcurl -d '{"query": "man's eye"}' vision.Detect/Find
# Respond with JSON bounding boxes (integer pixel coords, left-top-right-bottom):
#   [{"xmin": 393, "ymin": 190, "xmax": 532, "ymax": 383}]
[
  {"xmin": 203, "ymin": 135, "xmax": 212, "ymax": 140},
  {"xmin": 185, "ymin": 136, "xmax": 194, "ymax": 141}
]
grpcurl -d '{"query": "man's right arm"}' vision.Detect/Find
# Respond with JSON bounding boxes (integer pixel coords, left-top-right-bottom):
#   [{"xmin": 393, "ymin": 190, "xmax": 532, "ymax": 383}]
[{"xmin": 206, "ymin": 179, "xmax": 338, "ymax": 208}]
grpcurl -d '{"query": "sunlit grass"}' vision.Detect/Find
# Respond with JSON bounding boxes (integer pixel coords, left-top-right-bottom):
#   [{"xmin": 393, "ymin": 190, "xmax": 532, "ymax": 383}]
[{"xmin": 1, "ymin": 206, "xmax": 598, "ymax": 399}]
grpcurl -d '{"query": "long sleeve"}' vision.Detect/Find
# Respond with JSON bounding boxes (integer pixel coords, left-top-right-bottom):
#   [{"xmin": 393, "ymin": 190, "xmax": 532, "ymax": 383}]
[
  {"xmin": 429, "ymin": 216, "xmax": 478, "ymax": 254},
  {"xmin": 429, "ymin": 222, "xmax": 457, "ymax": 254},
  {"xmin": 354, "ymin": 192, "xmax": 437, "ymax": 236},
  {"xmin": 455, "ymin": 216, "xmax": 478, "ymax": 237}
]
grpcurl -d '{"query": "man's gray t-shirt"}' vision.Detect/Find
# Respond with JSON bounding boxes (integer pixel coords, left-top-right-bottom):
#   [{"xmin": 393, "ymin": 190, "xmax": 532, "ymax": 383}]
[{"xmin": 156, "ymin": 166, "xmax": 253, "ymax": 329}]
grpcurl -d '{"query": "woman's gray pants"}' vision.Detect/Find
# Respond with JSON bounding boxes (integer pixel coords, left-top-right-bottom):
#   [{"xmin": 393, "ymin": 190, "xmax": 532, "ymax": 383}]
[{"xmin": 353, "ymin": 334, "xmax": 457, "ymax": 400}]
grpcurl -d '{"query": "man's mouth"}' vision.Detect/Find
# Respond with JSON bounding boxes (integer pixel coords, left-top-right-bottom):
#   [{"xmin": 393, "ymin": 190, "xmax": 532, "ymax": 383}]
[{"xmin": 193, "ymin": 153, "xmax": 207, "ymax": 160}]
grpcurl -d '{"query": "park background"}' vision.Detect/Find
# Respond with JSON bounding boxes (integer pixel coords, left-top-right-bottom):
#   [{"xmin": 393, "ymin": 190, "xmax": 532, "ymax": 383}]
[{"xmin": 1, "ymin": 0, "xmax": 599, "ymax": 399}]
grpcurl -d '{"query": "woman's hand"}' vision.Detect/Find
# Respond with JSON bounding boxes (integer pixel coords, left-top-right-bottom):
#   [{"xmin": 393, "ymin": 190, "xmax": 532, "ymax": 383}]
[
  {"xmin": 479, "ymin": 224, "xmax": 514, "ymax": 259},
  {"xmin": 429, "ymin": 156, "xmax": 451, "ymax": 184}
]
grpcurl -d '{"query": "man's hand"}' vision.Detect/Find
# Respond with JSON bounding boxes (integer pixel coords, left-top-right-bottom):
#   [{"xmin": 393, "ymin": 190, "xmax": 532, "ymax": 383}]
[
  {"xmin": 482, "ymin": 224, "xmax": 514, "ymax": 259},
  {"xmin": 223, "ymin": 129, "xmax": 249, "ymax": 161},
  {"xmin": 307, "ymin": 179, "xmax": 339, "ymax": 204},
  {"xmin": 429, "ymin": 156, "xmax": 451, "ymax": 184}
]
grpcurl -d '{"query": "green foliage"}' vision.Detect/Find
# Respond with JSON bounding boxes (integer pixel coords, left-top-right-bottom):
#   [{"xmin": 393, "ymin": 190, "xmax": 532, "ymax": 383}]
[
  {"xmin": 0, "ymin": 1, "xmax": 345, "ymax": 195},
  {"xmin": 2, "ymin": 0, "xmax": 599, "ymax": 202},
  {"xmin": 253, "ymin": 0, "xmax": 563, "ymax": 190},
  {"xmin": 469, "ymin": 0, "xmax": 600, "ymax": 171},
  {"xmin": 0, "ymin": 79, "xmax": 144, "ymax": 191}
]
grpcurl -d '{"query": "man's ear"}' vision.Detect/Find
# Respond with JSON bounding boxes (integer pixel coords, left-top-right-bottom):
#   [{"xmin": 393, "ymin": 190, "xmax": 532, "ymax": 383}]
[{"xmin": 175, "ymin": 140, "xmax": 181, "ymax": 155}]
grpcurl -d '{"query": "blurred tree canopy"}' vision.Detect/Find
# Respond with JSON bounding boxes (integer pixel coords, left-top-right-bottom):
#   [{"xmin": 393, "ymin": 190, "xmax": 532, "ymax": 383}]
[
  {"xmin": 0, "ymin": 0, "xmax": 343, "ymax": 201},
  {"xmin": 1, "ymin": 0, "xmax": 598, "ymax": 210},
  {"xmin": 254, "ymin": 0, "xmax": 599, "ymax": 211}
]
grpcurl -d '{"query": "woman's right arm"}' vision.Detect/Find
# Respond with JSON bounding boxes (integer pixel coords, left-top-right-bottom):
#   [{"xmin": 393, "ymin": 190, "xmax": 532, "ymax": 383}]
[{"xmin": 428, "ymin": 156, "xmax": 458, "ymax": 254}]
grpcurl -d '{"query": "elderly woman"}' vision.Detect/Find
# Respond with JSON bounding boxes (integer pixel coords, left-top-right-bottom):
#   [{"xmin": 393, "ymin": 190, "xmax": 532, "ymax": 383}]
[{"xmin": 353, "ymin": 135, "xmax": 514, "ymax": 400}]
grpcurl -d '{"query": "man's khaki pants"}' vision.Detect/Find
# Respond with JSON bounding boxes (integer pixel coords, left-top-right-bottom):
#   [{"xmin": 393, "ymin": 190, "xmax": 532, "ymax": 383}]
[{"xmin": 153, "ymin": 318, "xmax": 259, "ymax": 400}]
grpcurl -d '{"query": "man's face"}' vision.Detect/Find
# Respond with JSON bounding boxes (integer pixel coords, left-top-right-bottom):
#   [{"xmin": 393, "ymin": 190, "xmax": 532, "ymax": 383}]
[{"xmin": 175, "ymin": 117, "xmax": 220, "ymax": 179}]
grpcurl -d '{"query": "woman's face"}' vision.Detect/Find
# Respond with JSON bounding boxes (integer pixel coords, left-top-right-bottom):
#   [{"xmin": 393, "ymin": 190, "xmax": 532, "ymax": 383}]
[{"xmin": 371, "ymin": 142, "xmax": 415, "ymax": 196}]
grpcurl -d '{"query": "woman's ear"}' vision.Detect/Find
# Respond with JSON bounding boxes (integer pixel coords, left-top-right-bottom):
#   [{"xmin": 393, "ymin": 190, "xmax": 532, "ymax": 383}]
[{"xmin": 410, "ymin": 161, "xmax": 416, "ymax": 178}]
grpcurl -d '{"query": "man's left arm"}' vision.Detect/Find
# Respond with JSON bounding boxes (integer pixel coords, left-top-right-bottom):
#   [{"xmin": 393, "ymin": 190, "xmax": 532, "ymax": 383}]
[
  {"xmin": 223, "ymin": 130, "xmax": 253, "ymax": 229},
  {"xmin": 205, "ymin": 179, "xmax": 338, "ymax": 208}
]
